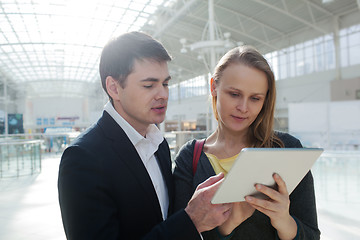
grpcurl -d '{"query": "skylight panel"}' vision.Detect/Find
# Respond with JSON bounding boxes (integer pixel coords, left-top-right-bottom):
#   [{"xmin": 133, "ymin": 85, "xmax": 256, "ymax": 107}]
[
  {"xmin": 0, "ymin": 0, "xmax": 166, "ymax": 96},
  {"xmin": 129, "ymin": 2, "xmax": 146, "ymax": 12},
  {"xmin": 17, "ymin": 3, "xmax": 34, "ymax": 13},
  {"xmin": 144, "ymin": 5, "xmax": 157, "ymax": 14},
  {"xmin": 107, "ymin": 8, "xmax": 126, "ymax": 22},
  {"xmin": 12, "ymin": 45, "xmax": 23, "ymax": 52},
  {"xmin": 1, "ymin": 3, "xmax": 19, "ymax": 12},
  {"xmin": 1, "ymin": 45, "xmax": 13, "ymax": 53},
  {"xmin": 134, "ymin": 17, "xmax": 147, "ymax": 27}
]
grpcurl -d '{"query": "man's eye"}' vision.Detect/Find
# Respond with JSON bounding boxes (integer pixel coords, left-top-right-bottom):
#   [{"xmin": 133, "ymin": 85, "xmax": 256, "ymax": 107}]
[
  {"xmin": 144, "ymin": 85, "xmax": 153, "ymax": 88},
  {"xmin": 163, "ymin": 83, "xmax": 169, "ymax": 87}
]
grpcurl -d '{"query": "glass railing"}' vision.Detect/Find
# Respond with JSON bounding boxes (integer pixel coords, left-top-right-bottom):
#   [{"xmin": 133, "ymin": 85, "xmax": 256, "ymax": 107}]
[
  {"xmin": 0, "ymin": 139, "xmax": 42, "ymax": 178},
  {"xmin": 312, "ymin": 150, "xmax": 360, "ymax": 223},
  {"xmin": 0, "ymin": 131, "xmax": 80, "ymax": 178}
]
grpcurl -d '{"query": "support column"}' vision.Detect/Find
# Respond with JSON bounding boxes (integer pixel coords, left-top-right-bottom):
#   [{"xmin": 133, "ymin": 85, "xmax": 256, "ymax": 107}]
[
  {"xmin": 207, "ymin": 0, "xmax": 216, "ymax": 136},
  {"xmin": 333, "ymin": 17, "xmax": 342, "ymax": 81},
  {"xmin": 208, "ymin": 0, "xmax": 216, "ymax": 74},
  {"xmin": 4, "ymin": 78, "xmax": 8, "ymax": 136}
]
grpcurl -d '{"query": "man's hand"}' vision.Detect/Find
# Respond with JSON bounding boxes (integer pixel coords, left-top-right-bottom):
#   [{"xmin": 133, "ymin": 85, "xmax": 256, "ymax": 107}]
[{"xmin": 185, "ymin": 173, "xmax": 232, "ymax": 233}]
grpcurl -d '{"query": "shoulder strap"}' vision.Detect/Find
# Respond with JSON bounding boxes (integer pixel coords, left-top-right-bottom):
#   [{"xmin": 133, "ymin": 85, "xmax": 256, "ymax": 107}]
[{"xmin": 192, "ymin": 139, "xmax": 205, "ymax": 175}]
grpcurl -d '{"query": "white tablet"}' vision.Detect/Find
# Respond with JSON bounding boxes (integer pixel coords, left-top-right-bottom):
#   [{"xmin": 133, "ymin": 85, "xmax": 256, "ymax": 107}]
[{"xmin": 211, "ymin": 148, "xmax": 323, "ymax": 204}]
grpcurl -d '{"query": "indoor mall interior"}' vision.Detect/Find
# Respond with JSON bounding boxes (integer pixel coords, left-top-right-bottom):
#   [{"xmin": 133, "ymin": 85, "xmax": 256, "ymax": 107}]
[{"xmin": 1, "ymin": 0, "xmax": 360, "ymax": 239}]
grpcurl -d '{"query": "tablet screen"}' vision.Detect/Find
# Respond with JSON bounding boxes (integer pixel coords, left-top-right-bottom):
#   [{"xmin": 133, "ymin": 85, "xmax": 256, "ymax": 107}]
[{"xmin": 211, "ymin": 148, "xmax": 323, "ymax": 204}]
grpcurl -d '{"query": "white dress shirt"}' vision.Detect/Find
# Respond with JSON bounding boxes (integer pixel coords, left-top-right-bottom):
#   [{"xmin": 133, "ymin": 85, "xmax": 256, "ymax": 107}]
[{"xmin": 104, "ymin": 102, "xmax": 169, "ymax": 220}]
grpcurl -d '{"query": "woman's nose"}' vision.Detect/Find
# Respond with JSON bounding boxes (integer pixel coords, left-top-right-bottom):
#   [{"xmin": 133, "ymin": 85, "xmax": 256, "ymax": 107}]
[{"xmin": 236, "ymin": 99, "xmax": 248, "ymax": 113}]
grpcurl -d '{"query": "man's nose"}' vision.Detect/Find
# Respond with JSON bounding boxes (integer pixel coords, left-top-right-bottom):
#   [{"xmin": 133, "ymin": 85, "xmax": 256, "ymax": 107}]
[{"xmin": 155, "ymin": 86, "xmax": 169, "ymax": 100}]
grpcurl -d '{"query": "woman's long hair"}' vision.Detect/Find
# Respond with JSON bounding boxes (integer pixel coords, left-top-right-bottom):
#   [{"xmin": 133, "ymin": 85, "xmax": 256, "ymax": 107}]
[{"xmin": 212, "ymin": 46, "xmax": 284, "ymax": 148}]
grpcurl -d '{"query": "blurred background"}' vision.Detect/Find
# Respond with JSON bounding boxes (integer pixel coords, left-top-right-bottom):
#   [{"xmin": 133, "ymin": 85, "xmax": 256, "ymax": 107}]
[{"xmin": 1, "ymin": 0, "xmax": 359, "ymax": 239}]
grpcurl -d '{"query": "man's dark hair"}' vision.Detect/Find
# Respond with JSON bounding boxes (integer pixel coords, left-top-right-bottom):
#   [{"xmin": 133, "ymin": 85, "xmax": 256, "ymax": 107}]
[{"xmin": 99, "ymin": 31, "xmax": 172, "ymax": 100}]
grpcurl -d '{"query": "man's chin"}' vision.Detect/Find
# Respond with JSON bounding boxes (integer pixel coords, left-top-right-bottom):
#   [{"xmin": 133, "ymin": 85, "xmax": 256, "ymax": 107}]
[
  {"xmin": 154, "ymin": 120, "xmax": 165, "ymax": 125},
  {"xmin": 152, "ymin": 116, "xmax": 165, "ymax": 125}
]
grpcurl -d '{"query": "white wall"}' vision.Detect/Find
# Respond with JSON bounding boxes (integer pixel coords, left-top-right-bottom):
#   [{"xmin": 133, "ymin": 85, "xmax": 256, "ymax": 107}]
[
  {"xmin": 275, "ymin": 64, "xmax": 360, "ymax": 110},
  {"xmin": 275, "ymin": 70, "xmax": 334, "ymax": 110},
  {"xmin": 19, "ymin": 97, "xmax": 89, "ymax": 130},
  {"xmin": 289, "ymin": 101, "xmax": 360, "ymax": 150}
]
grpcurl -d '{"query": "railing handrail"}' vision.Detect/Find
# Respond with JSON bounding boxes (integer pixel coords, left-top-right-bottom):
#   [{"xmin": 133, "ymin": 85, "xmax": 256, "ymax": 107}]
[{"xmin": 0, "ymin": 139, "xmax": 43, "ymax": 146}]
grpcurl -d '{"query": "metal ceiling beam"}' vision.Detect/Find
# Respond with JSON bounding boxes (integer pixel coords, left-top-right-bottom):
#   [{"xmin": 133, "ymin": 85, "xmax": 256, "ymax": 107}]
[
  {"xmin": 215, "ymin": 4, "xmax": 285, "ymax": 37},
  {"xmin": 306, "ymin": 1, "xmax": 316, "ymax": 24},
  {"xmin": 0, "ymin": 64, "xmax": 97, "ymax": 72},
  {"xmin": 22, "ymin": 79, "xmax": 96, "ymax": 84},
  {"xmin": 185, "ymin": 14, "xmax": 280, "ymax": 51},
  {"xmin": 253, "ymin": 0, "xmax": 328, "ymax": 34},
  {"xmin": 0, "ymin": 42, "xmax": 102, "ymax": 49},
  {"xmin": 153, "ymin": 0, "xmax": 198, "ymax": 38},
  {"xmin": 301, "ymin": 0, "xmax": 334, "ymax": 16}
]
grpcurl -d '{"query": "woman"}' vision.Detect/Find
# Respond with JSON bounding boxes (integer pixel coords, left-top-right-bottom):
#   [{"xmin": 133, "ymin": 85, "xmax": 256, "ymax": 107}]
[{"xmin": 173, "ymin": 46, "xmax": 320, "ymax": 239}]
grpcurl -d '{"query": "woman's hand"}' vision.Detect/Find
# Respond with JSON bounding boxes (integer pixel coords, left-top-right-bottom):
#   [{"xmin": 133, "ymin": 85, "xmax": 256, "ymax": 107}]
[
  {"xmin": 244, "ymin": 173, "xmax": 297, "ymax": 240},
  {"xmin": 218, "ymin": 201, "xmax": 255, "ymax": 236}
]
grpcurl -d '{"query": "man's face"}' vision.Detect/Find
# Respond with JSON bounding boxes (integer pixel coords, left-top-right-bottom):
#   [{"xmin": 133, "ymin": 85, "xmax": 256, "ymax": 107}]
[{"xmin": 112, "ymin": 59, "xmax": 170, "ymax": 135}]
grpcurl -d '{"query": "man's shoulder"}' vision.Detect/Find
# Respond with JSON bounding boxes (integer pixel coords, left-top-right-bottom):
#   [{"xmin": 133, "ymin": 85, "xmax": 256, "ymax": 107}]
[
  {"xmin": 70, "ymin": 112, "xmax": 118, "ymax": 146},
  {"xmin": 70, "ymin": 123, "xmax": 102, "ymax": 147}
]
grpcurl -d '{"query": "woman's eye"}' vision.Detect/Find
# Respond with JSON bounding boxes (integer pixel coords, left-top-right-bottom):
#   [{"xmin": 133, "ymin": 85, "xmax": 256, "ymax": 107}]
[{"xmin": 230, "ymin": 92, "xmax": 239, "ymax": 97}]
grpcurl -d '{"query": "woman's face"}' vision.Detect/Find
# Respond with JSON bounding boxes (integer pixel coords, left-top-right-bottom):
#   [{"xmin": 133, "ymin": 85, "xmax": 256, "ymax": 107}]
[{"xmin": 212, "ymin": 63, "xmax": 268, "ymax": 134}]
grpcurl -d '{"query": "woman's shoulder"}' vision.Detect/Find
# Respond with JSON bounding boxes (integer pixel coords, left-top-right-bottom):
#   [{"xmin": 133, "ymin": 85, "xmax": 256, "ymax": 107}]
[
  {"xmin": 174, "ymin": 139, "xmax": 198, "ymax": 161},
  {"xmin": 274, "ymin": 131, "xmax": 303, "ymax": 148},
  {"xmin": 178, "ymin": 139, "xmax": 197, "ymax": 152}
]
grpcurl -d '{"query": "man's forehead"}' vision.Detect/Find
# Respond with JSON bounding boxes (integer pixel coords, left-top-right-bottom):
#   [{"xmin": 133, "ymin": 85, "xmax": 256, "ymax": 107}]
[{"xmin": 128, "ymin": 59, "xmax": 170, "ymax": 80}]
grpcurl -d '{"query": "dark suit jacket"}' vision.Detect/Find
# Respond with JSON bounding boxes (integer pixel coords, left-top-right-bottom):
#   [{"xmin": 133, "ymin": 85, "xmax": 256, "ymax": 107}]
[{"xmin": 58, "ymin": 111, "xmax": 200, "ymax": 240}]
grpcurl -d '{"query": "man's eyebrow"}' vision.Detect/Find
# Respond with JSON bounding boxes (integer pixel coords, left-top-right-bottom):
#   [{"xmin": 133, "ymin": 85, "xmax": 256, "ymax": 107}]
[{"xmin": 141, "ymin": 76, "xmax": 171, "ymax": 82}]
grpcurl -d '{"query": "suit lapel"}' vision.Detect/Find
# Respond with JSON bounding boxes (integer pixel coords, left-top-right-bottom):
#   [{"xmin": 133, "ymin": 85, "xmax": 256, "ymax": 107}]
[
  {"xmin": 155, "ymin": 141, "xmax": 173, "ymax": 195},
  {"xmin": 155, "ymin": 140, "xmax": 174, "ymax": 215},
  {"xmin": 97, "ymin": 111, "xmax": 163, "ymax": 221}
]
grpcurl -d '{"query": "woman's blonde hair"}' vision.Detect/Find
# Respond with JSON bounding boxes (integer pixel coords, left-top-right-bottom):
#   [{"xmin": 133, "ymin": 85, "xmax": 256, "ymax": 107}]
[{"xmin": 212, "ymin": 46, "xmax": 284, "ymax": 148}]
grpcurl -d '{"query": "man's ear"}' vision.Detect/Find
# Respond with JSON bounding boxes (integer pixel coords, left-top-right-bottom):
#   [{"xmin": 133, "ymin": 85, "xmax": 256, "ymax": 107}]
[
  {"xmin": 210, "ymin": 78, "xmax": 217, "ymax": 96},
  {"xmin": 106, "ymin": 76, "xmax": 121, "ymax": 101}
]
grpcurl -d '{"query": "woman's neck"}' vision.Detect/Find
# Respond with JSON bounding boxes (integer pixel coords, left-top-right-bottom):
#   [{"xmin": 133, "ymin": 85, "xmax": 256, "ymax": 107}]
[{"xmin": 205, "ymin": 127, "xmax": 250, "ymax": 158}]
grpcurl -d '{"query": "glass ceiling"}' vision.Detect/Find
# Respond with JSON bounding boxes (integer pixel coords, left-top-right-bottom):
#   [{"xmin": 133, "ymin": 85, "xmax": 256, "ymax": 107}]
[{"xmin": 0, "ymin": 0, "xmax": 169, "ymax": 98}]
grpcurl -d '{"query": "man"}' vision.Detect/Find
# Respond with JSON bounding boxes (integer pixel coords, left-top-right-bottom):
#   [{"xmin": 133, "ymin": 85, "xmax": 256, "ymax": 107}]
[{"xmin": 58, "ymin": 31, "xmax": 231, "ymax": 240}]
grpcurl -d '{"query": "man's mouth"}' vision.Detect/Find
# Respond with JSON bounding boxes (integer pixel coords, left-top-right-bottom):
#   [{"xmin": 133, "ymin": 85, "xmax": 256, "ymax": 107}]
[{"xmin": 152, "ymin": 105, "xmax": 167, "ymax": 113}]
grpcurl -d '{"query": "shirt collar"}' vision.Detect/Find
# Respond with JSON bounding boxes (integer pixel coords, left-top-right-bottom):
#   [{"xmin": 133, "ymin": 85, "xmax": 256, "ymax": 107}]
[{"xmin": 104, "ymin": 101, "xmax": 163, "ymax": 147}]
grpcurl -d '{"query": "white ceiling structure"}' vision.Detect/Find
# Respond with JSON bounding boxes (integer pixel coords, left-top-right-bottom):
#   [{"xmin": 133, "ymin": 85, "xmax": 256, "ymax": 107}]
[{"xmin": 0, "ymin": 0, "xmax": 359, "ymax": 99}]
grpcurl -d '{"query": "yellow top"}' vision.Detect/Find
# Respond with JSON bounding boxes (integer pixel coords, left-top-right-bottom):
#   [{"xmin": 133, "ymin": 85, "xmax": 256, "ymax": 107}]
[{"xmin": 205, "ymin": 152, "xmax": 239, "ymax": 176}]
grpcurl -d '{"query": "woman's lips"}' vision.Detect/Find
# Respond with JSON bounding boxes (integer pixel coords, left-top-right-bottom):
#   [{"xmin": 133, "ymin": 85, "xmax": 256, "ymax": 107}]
[{"xmin": 232, "ymin": 115, "xmax": 247, "ymax": 121}]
